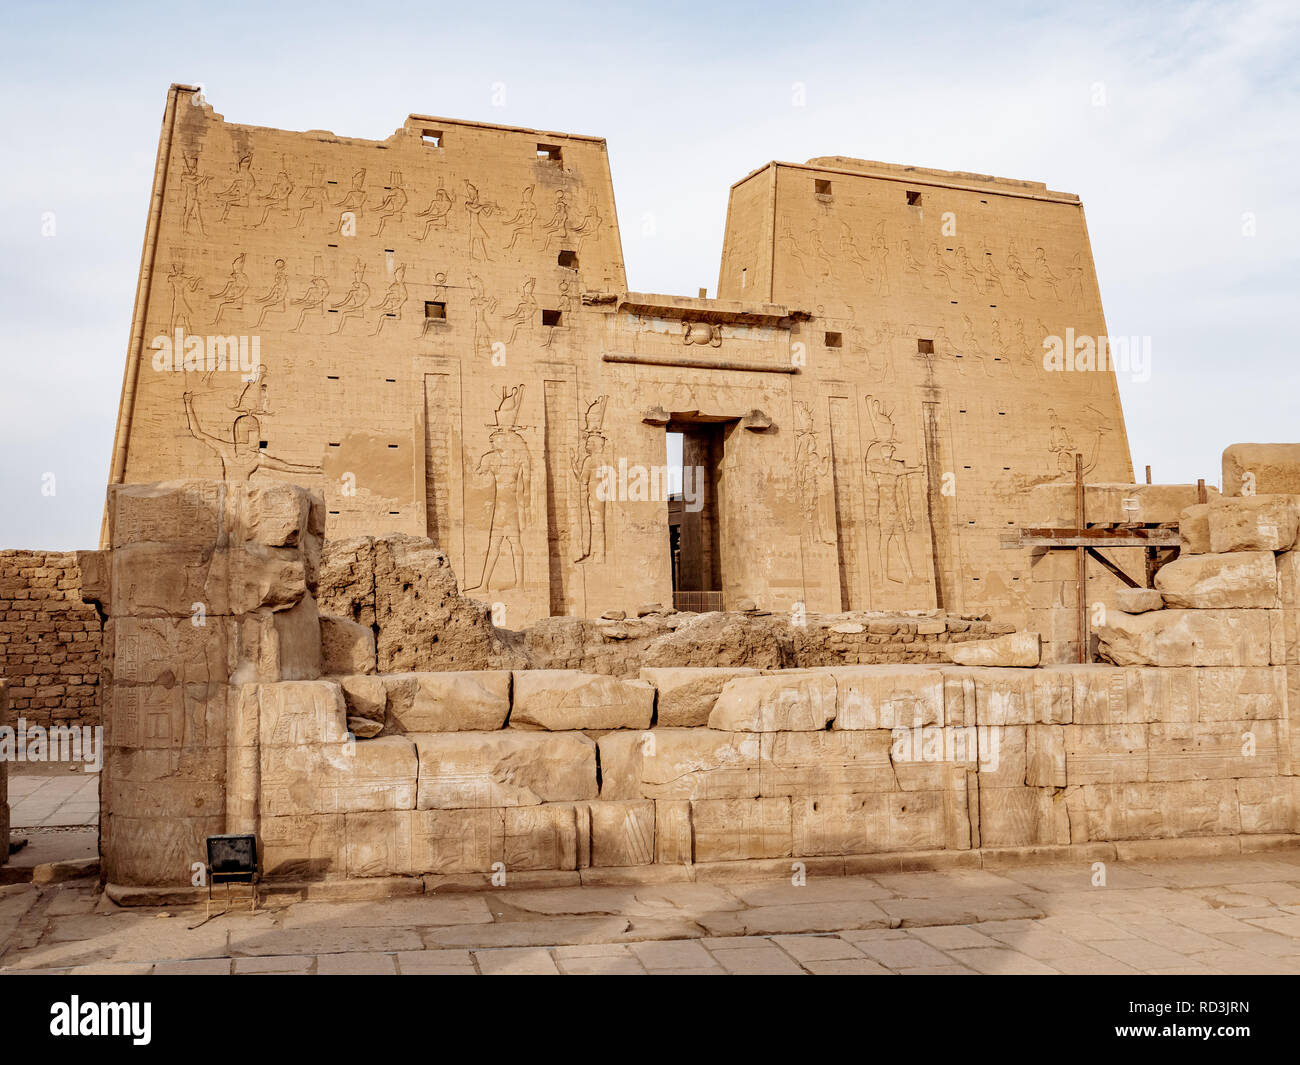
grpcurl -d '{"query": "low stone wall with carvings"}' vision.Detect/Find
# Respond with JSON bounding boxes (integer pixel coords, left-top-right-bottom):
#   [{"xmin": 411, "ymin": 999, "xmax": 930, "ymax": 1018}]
[
  {"xmin": 89, "ymin": 477, "xmax": 1300, "ymax": 898},
  {"xmin": 0, "ymin": 551, "xmax": 102, "ymax": 728},
  {"xmin": 1, "ymin": 679, "xmax": 9, "ymax": 866}
]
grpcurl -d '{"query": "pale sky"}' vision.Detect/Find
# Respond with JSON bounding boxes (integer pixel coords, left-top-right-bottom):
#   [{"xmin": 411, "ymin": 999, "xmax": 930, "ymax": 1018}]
[{"xmin": 2, "ymin": 0, "xmax": 1296, "ymax": 549}]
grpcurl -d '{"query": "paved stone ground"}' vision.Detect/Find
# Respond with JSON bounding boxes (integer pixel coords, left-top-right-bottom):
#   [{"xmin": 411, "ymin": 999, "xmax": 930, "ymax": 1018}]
[
  {"xmin": 6, "ymin": 850, "xmax": 1300, "ymax": 974},
  {"xmin": 8, "ymin": 765, "xmax": 99, "ymax": 829}
]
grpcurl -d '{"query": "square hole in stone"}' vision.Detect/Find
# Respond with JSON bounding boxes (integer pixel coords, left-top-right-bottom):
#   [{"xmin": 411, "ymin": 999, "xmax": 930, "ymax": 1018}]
[
  {"xmin": 542, "ymin": 309, "xmax": 562, "ymax": 326},
  {"xmin": 557, "ymin": 250, "xmax": 578, "ymax": 269},
  {"xmin": 906, "ymin": 190, "xmax": 922, "ymax": 206},
  {"xmin": 425, "ymin": 300, "xmax": 447, "ymax": 320},
  {"xmin": 917, "ymin": 338, "xmax": 934, "ymax": 354},
  {"xmin": 825, "ymin": 331, "xmax": 842, "ymax": 348}
]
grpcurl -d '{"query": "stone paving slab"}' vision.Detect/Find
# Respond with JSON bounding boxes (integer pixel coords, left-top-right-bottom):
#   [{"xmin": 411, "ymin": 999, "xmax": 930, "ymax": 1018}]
[
  {"xmin": 5, "ymin": 850, "xmax": 1300, "ymax": 974},
  {"xmin": 8, "ymin": 772, "xmax": 100, "ymax": 829}
]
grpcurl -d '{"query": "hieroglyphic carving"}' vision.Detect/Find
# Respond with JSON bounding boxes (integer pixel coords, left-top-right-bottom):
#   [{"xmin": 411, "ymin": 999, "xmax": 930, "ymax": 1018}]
[
  {"xmin": 571, "ymin": 395, "xmax": 608, "ymax": 563},
  {"xmin": 291, "ymin": 164, "xmax": 327, "ymax": 230},
  {"xmin": 540, "ymin": 189, "xmax": 571, "ymax": 251},
  {"xmin": 166, "ymin": 257, "xmax": 201, "ymax": 334},
  {"xmin": 502, "ymin": 185, "xmax": 537, "ymax": 250},
  {"xmin": 252, "ymin": 157, "xmax": 294, "ymax": 229},
  {"xmin": 179, "ymin": 154, "xmax": 209, "ymax": 236}
]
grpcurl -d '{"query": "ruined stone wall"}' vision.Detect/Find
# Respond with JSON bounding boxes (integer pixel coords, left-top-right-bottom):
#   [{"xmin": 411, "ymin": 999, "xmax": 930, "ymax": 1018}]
[
  {"xmin": 1, "ymin": 679, "xmax": 9, "ymax": 866},
  {"xmin": 0, "ymin": 551, "xmax": 102, "ymax": 728},
  {"xmin": 95, "ymin": 476, "xmax": 1300, "ymax": 897}
]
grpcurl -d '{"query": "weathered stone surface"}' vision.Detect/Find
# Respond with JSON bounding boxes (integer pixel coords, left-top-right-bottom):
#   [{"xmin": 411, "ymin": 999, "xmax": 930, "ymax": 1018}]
[
  {"xmin": 1096, "ymin": 609, "xmax": 1271, "ymax": 667},
  {"xmin": 1064, "ymin": 724, "xmax": 1148, "ymax": 784},
  {"xmin": 1026, "ymin": 483, "xmax": 1215, "ymax": 526},
  {"xmin": 348, "ymin": 716, "xmax": 383, "ymax": 738},
  {"xmin": 384, "ymin": 671, "xmax": 510, "ymax": 731},
  {"xmin": 708, "ymin": 672, "xmax": 837, "ymax": 731},
  {"xmin": 598, "ymin": 728, "xmax": 759, "ymax": 800},
  {"xmin": 1148, "ymin": 720, "xmax": 1277, "ymax": 781},
  {"xmin": 833, "ymin": 666, "xmax": 944, "ymax": 729},
  {"xmin": 639, "ymin": 667, "xmax": 760, "ymax": 727},
  {"xmin": 759, "ymin": 731, "xmax": 896, "ymax": 796},
  {"xmin": 979, "ymin": 786, "xmax": 1069, "ymax": 847},
  {"xmin": 1223, "ymin": 444, "xmax": 1300, "ymax": 498},
  {"xmin": 654, "ymin": 800, "xmax": 693, "ymax": 864},
  {"xmin": 320, "ymin": 615, "xmax": 377, "ymax": 675},
  {"xmin": 949, "ymin": 632, "xmax": 1040, "ymax": 667},
  {"xmin": 338, "ymin": 674, "xmax": 386, "ymax": 725},
  {"xmin": 1115, "ymin": 587, "xmax": 1164, "ymax": 614},
  {"xmin": 261, "ymin": 734, "xmax": 417, "ymax": 815},
  {"xmin": 691, "ymin": 797, "xmax": 792, "ymax": 861},
  {"xmin": 1208, "ymin": 496, "xmax": 1299, "ymax": 553},
  {"xmin": 1179, "ymin": 504, "xmax": 1212, "ymax": 554},
  {"xmin": 1065, "ymin": 780, "xmax": 1240, "ymax": 842},
  {"xmin": 258, "ymin": 681, "xmax": 349, "ymax": 747},
  {"xmin": 0, "ymin": 679, "xmax": 8, "ymax": 867},
  {"xmin": 585, "ymin": 800, "xmax": 656, "ymax": 866},
  {"xmin": 412, "ymin": 731, "xmax": 597, "ymax": 808},
  {"xmin": 791, "ymin": 776, "xmax": 969, "ymax": 856},
  {"xmin": 511, "ymin": 670, "xmax": 653, "ymax": 730},
  {"xmin": 1155, "ymin": 551, "xmax": 1278, "ymax": 609}
]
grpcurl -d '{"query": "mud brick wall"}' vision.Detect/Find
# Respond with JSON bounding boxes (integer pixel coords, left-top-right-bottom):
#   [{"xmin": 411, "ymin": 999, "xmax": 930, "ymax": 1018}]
[{"xmin": 0, "ymin": 551, "xmax": 102, "ymax": 727}]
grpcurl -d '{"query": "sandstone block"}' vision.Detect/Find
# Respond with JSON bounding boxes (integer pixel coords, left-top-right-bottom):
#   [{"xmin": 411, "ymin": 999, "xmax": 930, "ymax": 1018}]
[
  {"xmin": 691, "ymin": 797, "xmax": 792, "ymax": 861},
  {"xmin": 1066, "ymin": 780, "xmax": 1239, "ymax": 842},
  {"xmin": 343, "ymin": 809, "xmax": 502, "ymax": 876},
  {"xmin": 1096, "ymin": 609, "xmax": 1271, "ymax": 667},
  {"xmin": 1223, "ymin": 443, "xmax": 1300, "ymax": 497},
  {"xmin": 979, "ymin": 786, "xmax": 1070, "ymax": 847},
  {"xmin": 1026, "ymin": 483, "xmax": 1215, "ymax": 526},
  {"xmin": 654, "ymin": 800, "xmax": 693, "ymax": 864},
  {"xmin": 759, "ymin": 730, "xmax": 896, "ymax": 796},
  {"xmin": 949, "ymin": 631, "xmax": 1040, "ymax": 667},
  {"xmin": 638, "ymin": 666, "xmax": 760, "ymax": 727},
  {"xmin": 1208, "ymin": 495, "xmax": 1299, "ymax": 553},
  {"xmin": 338, "ymin": 674, "xmax": 386, "ymax": 725},
  {"xmin": 1155, "ymin": 551, "xmax": 1278, "ymax": 609},
  {"xmin": 109, "ymin": 480, "xmax": 224, "ymax": 550},
  {"xmin": 833, "ymin": 666, "xmax": 944, "ymax": 729},
  {"xmin": 1195, "ymin": 667, "xmax": 1284, "ymax": 722},
  {"xmin": 598, "ymin": 728, "xmax": 759, "ymax": 800},
  {"xmin": 511, "ymin": 670, "xmax": 653, "ymax": 730},
  {"xmin": 708, "ymin": 672, "xmax": 837, "ymax": 731},
  {"xmin": 412, "ymin": 731, "xmax": 597, "ymax": 808},
  {"xmin": 261, "ymin": 734, "xmax": 417, "ymax": 816},
  {"xmin": 1067, "ymin": 665, "xmax": 1196, "ymax": 724},
  {"xmin": 320, "ymin": 615, "xmax": 377, "ymax": 675},
  {"xmin": 1148, "ymin": 720, "xmax": 1277, "ymax": 781},
  {"xmin": 258, "ymin": 681, "xmax": 349, "ymax": 747},
  {"xmin": 1064, "ymin": 724, "xmax": 1148, "ymax": 784},
  {"xmin": 227, "ymin": 481, "xmax": 313, "ymax": 548},
  {"xmin": 1115, "ymin": 587, "xmax": 1164, "ymax": 613},
  {"xmin": 1025, "ymin": 724, "xmax": 1067, "ymax": 787},
  {"xmin": 584, "ymin": 800, "xmax": 655, "ymax": 866},
  {"xmin": 260, "ymin": 813, "xmax": 345, "ymax": 879},
  {"xmin": 349, "ymin": 716, "xmax": 383, "ymax": 738},
  {"xmin": 1179, "ymin": 504, "xmax": 1212, "ymax": 554},
  {"xmin": 385, "ymin": 671, "xmax": 510, "ymax": 731}
]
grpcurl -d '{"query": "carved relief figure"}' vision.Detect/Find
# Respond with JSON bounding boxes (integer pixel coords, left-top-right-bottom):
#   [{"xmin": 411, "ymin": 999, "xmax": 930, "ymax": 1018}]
[
  {"xmin": 502, "ymin": 185, "xmax": 537, "ymax": 250},
  {"xmin": 334, "ymin": 168, "xmax": 367, "ymax": 212},
  {"xmin": 253, "ymin": 258, "xmax": 289, "ymax": 327},
  {"xmin": 928, "ymin": 243, "xmax": 955, "ymax": 292},
  {"xmin": 213, "ymin": 154, "xmax": 255, "ymax": 223},
  {"xmin": 179, "ymin": 154, "xmax": 209, "ymax": 236},
  {"xmin": 1033, "ymin": 247, "xmax": 1061, "ymax": 299},
  {"xmin": 412, "ymin": 179, "xmax": 455, "ymax": 240},
  {"xmin": 209, "ymin": 253, "xmax": 249, "ymax": 326},
  {"xmin": 540, "ymin": 189, "xmax": 571, "ymax": 250},
  {"xmin": 291, "ymin": 164, "xmax": 328, "ymax": 229},
  {"xmin": 502, "ymin": 277, "xmax": 538, "ymax": 344},
  {"xmin": 166, "ymin": 259, "xmax": 201, "ymax": 334},
  {"xmin": 1048, "ymin": 406, "xmax": 1108, "ymax": 478},
  {"xmin": 982, "ymin": 245, "xmax": 1009, "ymax": 296},
  {"xmin": 464, "ymin": 181, "xmax": 499, "ymax": 261},
  {"xmin": 252, "ymin": 158, "xmax": 294, "ymax": 228},
  {"xmin": 794, "ymin": 402, "xmax": 837, "ymax": 546},
  {"xmin": 289, "ymin": 257, "xmax": 330, "ymax": 332},
  {"xmin": 371, "ymin": 172, "xmax": 408, "ymax": 237},
  {"xmin": 330, "ymin": 259, "xmax": 370, "ymax": 334},
  {"xmin": 870, "ymin": 222, "xmax": 891, "ymax": 296},
  {"xmin": 371, "ymin": 264, "xmax": 408, "ymax": 334},
  {"xmin": 571, "ymin": 395, "xmax": 609, "ymax": 563},
  {"xmin": 469, "ymin": 273, "xmax": 498, "ymax": 359},
  {"xmin": 864, "ymin": 436, "xmax": 923, "ymax": 584},
  {"xmin": 183, "ymin": 391, "xmax": 319, "ymax": 481},
  {"xmin": 466, "ymin": 386, "xmax": 533, "ymax": 591},
  {"xmin": 572, "ymin": 193, "xmax": 603, "ymax": 253},
  {"xmin": 1006, "ymin": 240, "xmax": 1034, "ymax": 297},
  {"xmin": 838, "ymin": 222, "xmax": 873, "ymax": 286}
]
